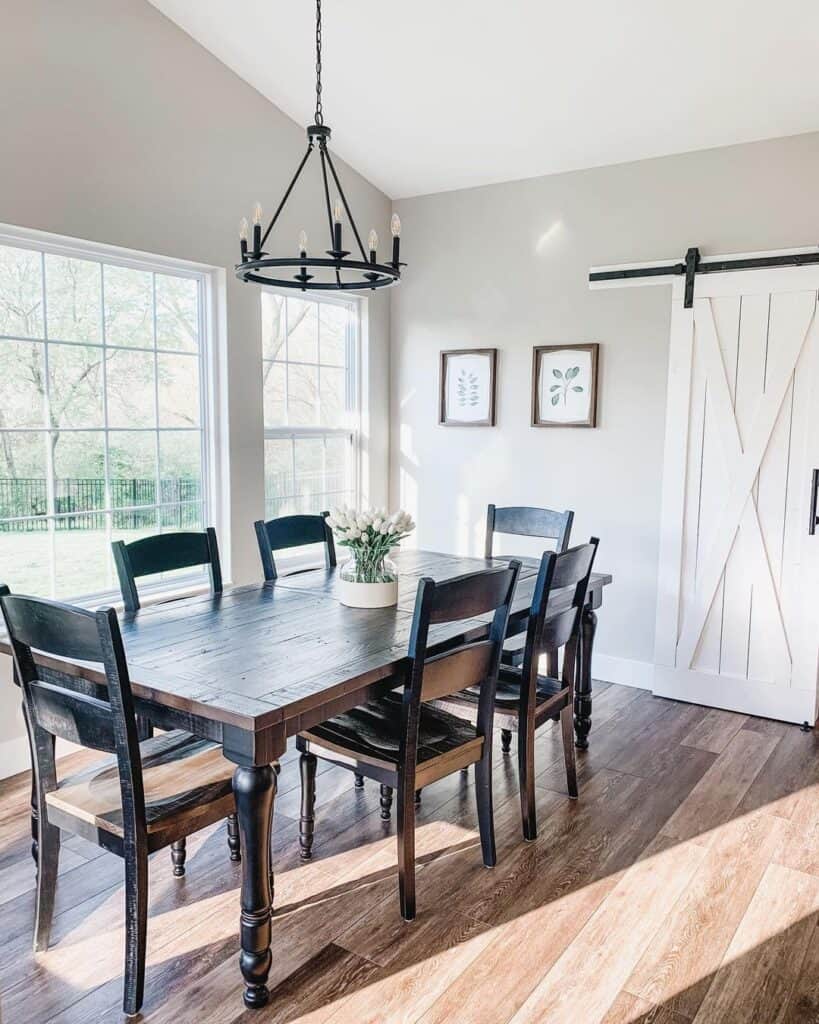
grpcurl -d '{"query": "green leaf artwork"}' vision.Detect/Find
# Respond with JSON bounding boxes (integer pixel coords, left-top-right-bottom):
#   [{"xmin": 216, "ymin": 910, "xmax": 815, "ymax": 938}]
[
  {"xmin": 456, "ymin": 369, "xmax": 480, "ymax": 408},
  {"xmin": 548, "ymin": 364, "xmax": 584, "ymax": 407}
]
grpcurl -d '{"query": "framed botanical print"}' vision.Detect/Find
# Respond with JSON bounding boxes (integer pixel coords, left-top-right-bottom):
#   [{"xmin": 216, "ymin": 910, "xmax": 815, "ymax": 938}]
[
  {"xmin": 439, "ymin": 348, "xmax": 498, "ymax": 426},
  {"xmin": 532, "ymin": 343, "xmax": 599, "ymax": 427}
]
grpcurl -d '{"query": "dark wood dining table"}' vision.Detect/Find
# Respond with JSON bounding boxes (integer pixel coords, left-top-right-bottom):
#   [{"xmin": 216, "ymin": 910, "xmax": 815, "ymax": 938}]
[{"xmin": 1, "ymin": 549, "xmax": 611, "ymax": 1009}]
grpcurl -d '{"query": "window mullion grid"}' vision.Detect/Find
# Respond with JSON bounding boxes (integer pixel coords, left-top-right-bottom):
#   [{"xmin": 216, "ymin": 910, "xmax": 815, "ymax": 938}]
[
  {"xmin": 100, "ymin": 263, "xmax": 113, "ymax": 588},
  {"xmin": 40, "ymin": 251, "xmax": 57, "ymax": 598},
  {"xmin": 1, "ymin": 235, "xmax": 212, "ymax": 603}
]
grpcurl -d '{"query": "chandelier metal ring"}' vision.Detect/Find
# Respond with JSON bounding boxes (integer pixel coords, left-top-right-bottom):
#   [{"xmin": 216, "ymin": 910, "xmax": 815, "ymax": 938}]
[{"xmin": 238, "ymin": 257, "xmax": 400, "ymax": 291}]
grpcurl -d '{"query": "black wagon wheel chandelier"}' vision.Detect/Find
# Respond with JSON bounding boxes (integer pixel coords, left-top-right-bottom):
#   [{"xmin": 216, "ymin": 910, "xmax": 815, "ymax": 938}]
[{"xmin": 236, "ymin": 0, "xmax": 403, "ymax": 293}]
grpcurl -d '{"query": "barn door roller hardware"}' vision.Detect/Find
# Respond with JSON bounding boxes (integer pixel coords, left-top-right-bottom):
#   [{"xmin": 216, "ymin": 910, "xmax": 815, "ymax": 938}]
[{"xmin": 589, "ymin": 245, "xmax": 819, "ymax": 308}]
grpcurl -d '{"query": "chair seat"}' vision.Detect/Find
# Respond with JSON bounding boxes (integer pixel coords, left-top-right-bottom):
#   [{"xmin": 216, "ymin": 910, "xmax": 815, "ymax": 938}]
[
  {"xmin": 45, "ymin": 730, "xmax": 236, "ymax": 839},
  {"xmin": 459, "ymin": 664, "xmax": 568, "ymax": 711},
  {"xmin": 301, "ymin": 691, "xmax": 480, "ymax": 771}
]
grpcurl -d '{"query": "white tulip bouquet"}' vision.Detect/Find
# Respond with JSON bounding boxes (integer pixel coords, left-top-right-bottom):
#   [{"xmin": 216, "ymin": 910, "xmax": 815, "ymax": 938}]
[{"xmin": 327, "ymin": 506, "xmax": 416, "ymax": 584}]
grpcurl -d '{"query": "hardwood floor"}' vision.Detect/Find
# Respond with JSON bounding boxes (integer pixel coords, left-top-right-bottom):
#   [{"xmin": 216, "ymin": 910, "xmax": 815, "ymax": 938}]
[{"xmin": 1, "ymin": 683, "xmax": 819, "ymax": 1023}]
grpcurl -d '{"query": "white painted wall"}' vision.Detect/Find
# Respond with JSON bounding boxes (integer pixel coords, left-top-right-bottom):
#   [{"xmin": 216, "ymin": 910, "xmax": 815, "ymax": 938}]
[
  {"xmin": 0, "ymin": 0, "xmax": 392, "ymax": 777},
  {"xmin": 390, "ymin": 132, "xmax": 819, "ymax": 689}
]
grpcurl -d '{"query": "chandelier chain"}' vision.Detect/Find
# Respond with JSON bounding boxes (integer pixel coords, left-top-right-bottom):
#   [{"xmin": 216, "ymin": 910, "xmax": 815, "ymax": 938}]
[{"xmin": 314, "ymin": 0, "xmax": 323, "ymax": 125}]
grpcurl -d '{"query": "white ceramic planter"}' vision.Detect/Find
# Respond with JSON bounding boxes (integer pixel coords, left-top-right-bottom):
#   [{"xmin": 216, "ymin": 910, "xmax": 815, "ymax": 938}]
[{"xmin": 338, "ymin": 576, "xmax": 399, "ymax": 609}]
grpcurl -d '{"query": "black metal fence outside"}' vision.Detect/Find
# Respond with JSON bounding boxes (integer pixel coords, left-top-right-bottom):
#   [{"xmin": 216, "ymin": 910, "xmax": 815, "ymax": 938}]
[{"xmin": 0, "ymin": 478, "xmax": 202, "ymax": 531}]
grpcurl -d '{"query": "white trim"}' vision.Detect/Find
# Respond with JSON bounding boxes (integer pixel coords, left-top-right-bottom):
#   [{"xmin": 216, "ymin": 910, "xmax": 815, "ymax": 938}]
[
  {"xmin": 654, "ymin": 666, "xmax": 816, "ymax": 725},
  {"xmin": 593, "ymin": 653, "xmax": 655, "ymax": 691},
  {"xmin": 0, "ymin": 222, "xmax": 218, "ymax": 278}
]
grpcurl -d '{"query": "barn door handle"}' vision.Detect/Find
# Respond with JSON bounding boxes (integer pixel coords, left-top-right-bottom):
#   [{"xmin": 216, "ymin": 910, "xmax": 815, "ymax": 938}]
[{"xmin": 810, "ymin": 469, "xmax": 819, "ymax": 535}]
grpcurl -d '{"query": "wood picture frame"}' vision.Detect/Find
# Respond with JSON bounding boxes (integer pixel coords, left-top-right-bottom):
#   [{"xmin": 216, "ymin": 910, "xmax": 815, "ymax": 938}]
[
  {"xmin": 532, "ymin": 343, "xmax": 599, "ymax": 428},
  {"xmin": 439, "ymin": 348, "xmax": 498, "ymax": 426}
]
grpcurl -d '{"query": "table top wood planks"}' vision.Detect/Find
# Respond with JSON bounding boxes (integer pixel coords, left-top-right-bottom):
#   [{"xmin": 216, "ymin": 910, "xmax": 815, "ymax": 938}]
[{"xmin": 0, "ymin": 550, "xmax": 611, "ymax": 768}]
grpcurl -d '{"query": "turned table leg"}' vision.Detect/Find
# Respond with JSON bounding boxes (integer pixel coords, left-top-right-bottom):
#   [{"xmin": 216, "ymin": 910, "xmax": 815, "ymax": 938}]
[
  {"xmin": 233, "ymin": 764, "xmax": 276, "ymax": 1009},
  {"xmin": 574, "ymin": 605, "xmax": 597, "ymax": 750}
]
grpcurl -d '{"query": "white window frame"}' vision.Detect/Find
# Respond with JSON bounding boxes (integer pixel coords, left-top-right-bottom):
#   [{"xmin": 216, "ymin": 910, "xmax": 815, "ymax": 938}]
[
  {"xmin": 0, "ymin": 222, "xmax": 226, "ymax": 606},
  {"xmin": 261, "ymin": 288, "xmax": 362, "ymax": 520}
]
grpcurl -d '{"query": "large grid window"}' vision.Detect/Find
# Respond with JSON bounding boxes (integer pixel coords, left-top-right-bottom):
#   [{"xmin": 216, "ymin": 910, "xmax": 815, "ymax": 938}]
[
  {"xmin": 0, "ymin": 237, "xmax": 210, "ymax": 600},
  {"xmin": 262, "ymin": 292, "xmax": 358, "ymax": 518}
]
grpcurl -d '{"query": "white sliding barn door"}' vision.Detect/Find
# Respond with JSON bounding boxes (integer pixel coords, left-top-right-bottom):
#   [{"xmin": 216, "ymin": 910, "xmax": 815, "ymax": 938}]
[{"xmin": 654, "ymin": 267, "xmax": 819, "ymax": 723}]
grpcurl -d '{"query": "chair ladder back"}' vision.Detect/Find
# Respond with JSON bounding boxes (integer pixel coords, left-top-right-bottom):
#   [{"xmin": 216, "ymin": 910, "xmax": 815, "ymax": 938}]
[
  {"xmin": 404, "ymin": 562, "xmax": 521, "ymax": 769},
  {"xmin": 0, "ymin": 588, "xmax": 146, "ymax": 831},
  {"xmin": 254, "ymin": 512, "xmax": 336, "ymax": 582},
  {"xmin": 425, "ymin": 565, "xmax": 522, "ymax": 625},
  {"xmin": 520, "ymin": 539, "xmax": 599, "ymax": 698},
  {"xmin": 485, "ymin": 504, "xmax": 574, "ymax": 558},
  {"xmin": 112, "ymin": 528, "xmax": 222, "ymax": 612},
  {"xmin": 419, "ymin": 640, "xmax": 495, "ymax": 703}
]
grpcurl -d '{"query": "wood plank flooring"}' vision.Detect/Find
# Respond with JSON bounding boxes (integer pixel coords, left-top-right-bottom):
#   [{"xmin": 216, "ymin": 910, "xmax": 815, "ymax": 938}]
[{"xmin": 1, "ymin": 683, "xmax": 819, "ymax": 1023}]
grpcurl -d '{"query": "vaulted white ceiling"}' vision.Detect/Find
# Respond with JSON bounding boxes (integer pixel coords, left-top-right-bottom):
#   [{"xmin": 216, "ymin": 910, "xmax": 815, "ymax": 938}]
[{"xmin": 149, "ymin": 0, "xmax": 819, "ymax": 199}]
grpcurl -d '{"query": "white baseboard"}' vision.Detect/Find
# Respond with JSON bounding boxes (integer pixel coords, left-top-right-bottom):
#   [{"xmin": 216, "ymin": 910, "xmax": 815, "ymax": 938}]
[{"xmin": 593, "ymin": 653, "xmax": 655, "ymax": 691}]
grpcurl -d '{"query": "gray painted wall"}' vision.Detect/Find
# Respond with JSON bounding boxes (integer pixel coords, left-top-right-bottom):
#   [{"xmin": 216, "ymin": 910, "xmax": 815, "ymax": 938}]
[
  {"xmin": 0, "ymin": 0, "xmax": 392, "ymax": 774},
  {"xmin": 391, "ymin": 132, "xmax": 819, "ymax": 679}
]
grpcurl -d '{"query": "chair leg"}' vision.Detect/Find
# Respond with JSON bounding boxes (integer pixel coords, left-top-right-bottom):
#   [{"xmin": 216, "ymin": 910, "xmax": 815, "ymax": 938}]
[
  {"xmin": 396, "ymin": 782, "xmax": 416, "ymax": 920},
  {"xmin": 354, "ymin": 773, "xmax": 364, "ymax": 789},
  {"xmin": 561, "ymin": 704, "xmax": 579, "ymax": 799},
  {"xmin": 501, "ymin": 728, "xmax": 512, "ymax": 754},
  {"xmin": 299, "ymin": 752, "xmax": 317, "ymax": 860},
  {"xmin": 518, "ymin": 716, "xmax": 537, "ymax": 841},
  {"xmin": 227, "ymin": 813, "xmax": 241, "ymax": 862},
  {"xmin": 33, "ymin": 817, "xmax": 60, "ymax": 952},
  {"xmin": 475, "ymin": 755, "xmax": 496, "ymax": 868},
  {"xmin": 170, "ymin": 838, "xmax": 186, "ymax": 877},
  {"xmin": 380, "ymin": 784, "xmax": 393, "ymax": 820},
  {"xmin": 123, "ymin": 845, "xmax": 148, "ymax": 1017}
]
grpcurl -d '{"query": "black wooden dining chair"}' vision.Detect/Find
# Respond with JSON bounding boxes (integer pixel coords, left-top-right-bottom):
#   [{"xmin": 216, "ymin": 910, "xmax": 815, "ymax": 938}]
[
  {"xmin": 296, "ymin": 561, "xmax": 520, "ymax": 921},
  {"xmin": 111, "ymin": 527, "xmax": 241, "ymax": 860},
  {"xmin": 0, "ymin": 587, "xmax": 238, "ymax": 1018},
  {"xmin": 445, "ymin": 539, "xmax": 598, "ymax": 840},
  {"xmin": 253, "ymin": 512, "xmax": 336, "ymax": 582},
  {"xmin": 484, "ymin": 504, "xmax": 574, "ymax": 560},
  {"xmin": 111, "ymin": 528, "xmax": 223, "ymax": 614},
  {"xmin": 485, "ymin": 504, "xmax": 574, "ymax": 753}
]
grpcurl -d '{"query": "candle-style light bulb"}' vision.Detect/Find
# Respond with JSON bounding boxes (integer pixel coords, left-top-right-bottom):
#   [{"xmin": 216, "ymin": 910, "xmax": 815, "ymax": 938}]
[
  {"xmin": 332, "ymin": 198, "xmax": 343, "ymax": 253},
  {"xmin": 390, "ymin": 213, "xmax": 401, "ymax": 265},
  {"xmin": 251, "ymin": 203, "xmax": 263, "ymax": 254},
  {"xmin": 368, "ymin": 229, "xmax": 378, "ymax": 264},
  {"xmin": 239, "ymin": 218, "xmax": 249, "ymax": 242},
  {"xmin": 298, "ymin": 230, "xmax": 308, "ymax": 256}
]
